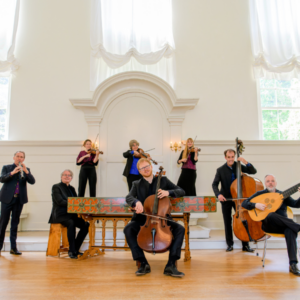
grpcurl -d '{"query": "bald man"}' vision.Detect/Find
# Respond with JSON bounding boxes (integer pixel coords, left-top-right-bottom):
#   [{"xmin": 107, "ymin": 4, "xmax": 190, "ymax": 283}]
[{"xmin": 242, "ymin": 175, "xmax": 300, "ymax": 276}]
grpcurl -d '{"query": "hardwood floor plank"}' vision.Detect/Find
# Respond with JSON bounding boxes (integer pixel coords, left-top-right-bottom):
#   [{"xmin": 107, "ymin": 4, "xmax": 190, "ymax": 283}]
[{"xmin": 0, "ymin": 250, "xmax": 299, "ymax": 300}]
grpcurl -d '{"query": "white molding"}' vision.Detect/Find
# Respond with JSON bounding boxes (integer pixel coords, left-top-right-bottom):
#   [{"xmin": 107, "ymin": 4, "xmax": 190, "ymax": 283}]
[
  {"xmin": 0, "ymin": 141, "xmax": 82, "ymax": 147},
  {"xmin": 69, "ymin": 71, "xmax": 199, "ymax": 124}
]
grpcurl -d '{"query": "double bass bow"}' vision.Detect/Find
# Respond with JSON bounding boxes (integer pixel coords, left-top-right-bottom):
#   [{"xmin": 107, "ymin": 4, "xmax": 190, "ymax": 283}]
[
  {"xmin": 230, "ymin": 138, "xmax": 266, "ymax": 243},
  {"xmin": 137, "ymin": 166, "xmax": 172, "ymax": 254}
]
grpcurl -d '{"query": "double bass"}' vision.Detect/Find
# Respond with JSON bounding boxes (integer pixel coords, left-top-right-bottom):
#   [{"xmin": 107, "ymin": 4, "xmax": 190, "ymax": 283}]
[
  {"xmin": 230, "ymin": 138, "xmax": 266, "ymax": 242},
  {"xmin": 137, "ymin": 166, "xmax": 172, "ymax": 254}
]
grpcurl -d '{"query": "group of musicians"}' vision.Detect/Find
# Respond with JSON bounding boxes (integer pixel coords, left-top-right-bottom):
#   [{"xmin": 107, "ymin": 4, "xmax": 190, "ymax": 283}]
[{"xmin": 0, "ymin": 137, "xmax": 300, "ymax": 277}]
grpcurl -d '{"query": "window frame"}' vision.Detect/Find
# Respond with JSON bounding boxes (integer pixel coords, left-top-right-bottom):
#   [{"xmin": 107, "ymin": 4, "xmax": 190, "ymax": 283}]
[{"xmin": 257, "ymin": 79, "xmax": 300, "ymax": 140}]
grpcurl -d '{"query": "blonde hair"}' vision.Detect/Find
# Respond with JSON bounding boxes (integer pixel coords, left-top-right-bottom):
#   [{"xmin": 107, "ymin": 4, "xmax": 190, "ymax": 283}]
[
  {"xmin": 129, "ymin": 139, "xmax": 139, "ymax": 150},
  {"xmin": 182, "ymin": 138, "xmax": 194, "ymax": 159},
  {"xmin": 136, "ymin": 158, "xmax": 151, "ymax": 170},
  {"xmin": 83, "ymin": 139, "xmax": 92, "ymax": 147}
]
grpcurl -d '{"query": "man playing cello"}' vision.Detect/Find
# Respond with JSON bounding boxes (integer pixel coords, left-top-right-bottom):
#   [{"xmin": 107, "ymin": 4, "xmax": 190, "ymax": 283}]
[{"xmin": 124, "ymin": 158, "xmax": 185, "ymax": 277}]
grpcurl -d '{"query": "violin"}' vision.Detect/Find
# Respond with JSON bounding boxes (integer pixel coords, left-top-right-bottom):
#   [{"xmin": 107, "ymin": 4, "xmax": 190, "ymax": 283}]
[
  {"xmin": 134, "ymin": 148, "xmax": 158, "ymax": 165},
  {"xmin": 187, "ymin": 147, "xmax": 201, "ymax": 153},
  {"xmin": 87, "ymin": 148, "xmax": 104, "ymax": 155},
  {"xmin": 137, "ymin": 166, "xmax": 173, "ymax": 254},
  {"xmin": 230, "ymin": 138, "xmax": 265, "ymax": 242}
]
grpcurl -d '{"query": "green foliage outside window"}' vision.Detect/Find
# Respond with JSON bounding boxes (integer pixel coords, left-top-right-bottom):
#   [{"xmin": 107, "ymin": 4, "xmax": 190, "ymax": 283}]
[{"xmin": 260, "ymin": 79, "xmax": 300, "ymax": 140}]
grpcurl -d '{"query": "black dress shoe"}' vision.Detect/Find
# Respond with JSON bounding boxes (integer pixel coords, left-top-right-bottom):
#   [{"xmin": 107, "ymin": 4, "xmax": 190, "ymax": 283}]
[
  {"xmin": 68, "ymin": 251, "xmax": 78, "ymax": 259},
  {"xmin": 10, "ymin": 249, "xmax": 22, "ymax": 255},
  {"xmin": 77, "ymin": 251, "xmax": 84, "ymax": 256},
  {"xmin": 289, "ymin": 263, "xmax": 300, "ymax": 276},
  {"xmin": 135, "ymin": 263, "xmax": 151, "ymax": 276},
  {"xmin": 163, "ymin": 264, "xmax": 185, "ymax": 278},
  {"xmin": 226, "ymin": 246, "xmax": 233, "ymax": 252},
  {"xmin": 242, "ymin": 246, "xmax": 254, "ymax": 253}
]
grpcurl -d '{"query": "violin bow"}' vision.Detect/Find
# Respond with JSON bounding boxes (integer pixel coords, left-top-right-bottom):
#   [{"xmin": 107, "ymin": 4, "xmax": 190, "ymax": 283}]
[{"xmin": 92, "ymin": 133, "xmax": 99, "ymax": 148}]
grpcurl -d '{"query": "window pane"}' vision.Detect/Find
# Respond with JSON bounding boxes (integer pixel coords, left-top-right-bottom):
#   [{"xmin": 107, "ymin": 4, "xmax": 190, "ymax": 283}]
[
  {"xmin": 262, "ymin": 110, "xmax": 278, "ymax": 129},
  {"xmin": 276, "ymin": 89, "xmax": 292, "ymax": 106},
  {"xmin": 278, "ymin": 110, "xmax": 292, "ymax": 127},
  {"xmin": 261, "ymin": 89, "xmax": 276, "ymax": 107},
  {"xmin": 279, "ymin": 128, "xmax": 294, "ymax": 140},
  {"xmin": 291, "ymin": 78, "xmax": 300, "ymax": 89},
  {"xmin": 263, "ymin": 129, "xmax": 279, "ymax": 140},
  {"xmin": 291, "ymin": 89, "xmax": 300, "ymax": 106},
  {"xmin": 276, "ymin": 80, "xmax": 291, "ymax": 89},
  {"xmin": 260, "ymin": 78, "xmax": 275, "ymax": 88}
]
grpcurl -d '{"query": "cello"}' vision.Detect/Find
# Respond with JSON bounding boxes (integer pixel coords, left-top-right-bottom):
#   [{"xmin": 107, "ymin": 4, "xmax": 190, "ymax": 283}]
[
  {"xmin": 230, "ymin": 138, "xmax": 266, "ymax": 242},
  {"xmin": 137, "ymin": 166, "xmax": 173, "ymax": 254}
]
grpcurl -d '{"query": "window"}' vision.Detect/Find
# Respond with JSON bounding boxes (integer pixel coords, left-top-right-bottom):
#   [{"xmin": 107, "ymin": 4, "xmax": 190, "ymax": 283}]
[
  {"xmin": 0, "ymin": 77, "xmax": 10, "ymax": 140},
  {"xmin": 259, "ymin": 79, "xmax": 300, "ymax": 140}
]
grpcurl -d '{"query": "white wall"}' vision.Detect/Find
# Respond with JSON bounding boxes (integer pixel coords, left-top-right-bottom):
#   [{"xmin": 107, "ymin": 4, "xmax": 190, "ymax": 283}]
[
  {"xmin": 3, "ymin": 1, "xmax": 298, "ymax": 232},
  {"xmin": 1, "ymin": 140, "xmax": 299, "ymax": 231},
  {"xmin": 8, "ymin": 0, "xmax": 258, "ymax": 141}
]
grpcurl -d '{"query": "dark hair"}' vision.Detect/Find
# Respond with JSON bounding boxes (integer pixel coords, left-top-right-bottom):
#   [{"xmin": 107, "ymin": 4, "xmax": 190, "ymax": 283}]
[
  {"xmin": 14, "ymin": 151, "xmax": 25, "ymax": 158},
  {"xmin": 224, "ymin": 149, "xmax": 236, "ymax": 157}
]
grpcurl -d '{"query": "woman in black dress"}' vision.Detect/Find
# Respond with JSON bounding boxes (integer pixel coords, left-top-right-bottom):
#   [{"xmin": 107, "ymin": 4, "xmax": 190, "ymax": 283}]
[
  {"xmin": 177, "ymin": 138, "xmax": 198, "ymax": 196},
  {"xmin": 77, "ymin": 139, "xmax": 101, "ymax": 197}
]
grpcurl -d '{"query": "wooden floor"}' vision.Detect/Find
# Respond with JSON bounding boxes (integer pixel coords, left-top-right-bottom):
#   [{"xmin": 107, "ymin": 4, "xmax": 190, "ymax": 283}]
[{"xmin": 0, "ymin": 250, "xmax": 299, "ymax": 300}]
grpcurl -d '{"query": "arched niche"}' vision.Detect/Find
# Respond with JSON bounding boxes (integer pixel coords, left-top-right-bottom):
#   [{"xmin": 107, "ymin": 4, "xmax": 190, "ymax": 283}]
[{"xmin": 70, "ymin": 71, "xmax": 199, "ymax": 194}]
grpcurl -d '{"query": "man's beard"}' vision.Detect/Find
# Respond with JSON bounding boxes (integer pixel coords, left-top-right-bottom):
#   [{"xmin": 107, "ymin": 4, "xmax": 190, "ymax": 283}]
[{"xmin": 266, "ymin": 186, "xmax": 276, "ymax": 192}]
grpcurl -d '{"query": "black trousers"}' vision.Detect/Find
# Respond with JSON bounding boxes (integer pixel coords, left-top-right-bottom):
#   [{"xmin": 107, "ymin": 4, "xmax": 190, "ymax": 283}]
[
  {"xmin": 262, "ymin": 213, "xmax": 300, "ymax": 263},
  {"xmin": 0, "ymin": 196, "xmax": 24, "ymax": 250},
  {"xmin": 221, "ymin": 201, "xmax": 249, "ymax": 247},
  {"xmin": 60, "ymin": 216, "xmax": 90, "ymax": 253},
  {"xmin": 127, "ymin": 174, "xmax": 142, "ymax": 191},
  {"xmin": 78, "ymin": 165, "xmax": 97, "ymax": 197},
  {"xmin": 123, "ymin": 217, "xmax": 185, "ymax": 262}
]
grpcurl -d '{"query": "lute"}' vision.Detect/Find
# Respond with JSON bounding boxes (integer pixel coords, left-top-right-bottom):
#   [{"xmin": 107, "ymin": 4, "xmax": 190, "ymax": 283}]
[{"xmin": 248, "ymin": 182, "xmax": 300, "ymax": 221}]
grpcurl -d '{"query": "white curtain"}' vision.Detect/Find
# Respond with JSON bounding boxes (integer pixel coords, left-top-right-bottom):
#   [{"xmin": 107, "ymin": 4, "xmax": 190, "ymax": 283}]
[
  {"xmin": 0, "ymin": 0, "xmax": 20, "ymax": 76},
  {"xmin": 250, "ymin": 0, "xmax": 300, "ymax": 79},
  {"xmin": 90, "ymin": 0, "xmax": 175, "ymax": 90}
]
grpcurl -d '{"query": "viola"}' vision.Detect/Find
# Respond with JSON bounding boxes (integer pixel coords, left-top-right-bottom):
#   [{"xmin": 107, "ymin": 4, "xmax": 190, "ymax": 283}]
[
  {"xmin": 133, "ymin": 148, "xmax": 158, "ymax": 165},
  {"xmin": 137, "ymin": 166, "xmax": 172, "ymax": 254},
  {"xmin": 230, "ymin": 138, "xmax": 265, "ymax": 242}
]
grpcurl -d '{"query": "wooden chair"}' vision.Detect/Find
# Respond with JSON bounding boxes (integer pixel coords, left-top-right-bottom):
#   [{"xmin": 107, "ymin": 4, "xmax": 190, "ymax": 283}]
[
  {"xmin": 262, "ymin": 207, "xmax": 300, "ymax": 267},
  {"xmin": 46, "ymin": 224, "xmax": 69, "ymax": 257}
]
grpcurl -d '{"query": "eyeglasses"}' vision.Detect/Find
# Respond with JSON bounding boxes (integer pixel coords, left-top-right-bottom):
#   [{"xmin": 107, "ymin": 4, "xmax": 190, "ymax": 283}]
[
  {"xmin": 62, "ymin": 175, "xmax": 72, "ymax": 177},
  {"xmin": 138, "ymin": 165, "xmax": 151, "ymax": 171}
]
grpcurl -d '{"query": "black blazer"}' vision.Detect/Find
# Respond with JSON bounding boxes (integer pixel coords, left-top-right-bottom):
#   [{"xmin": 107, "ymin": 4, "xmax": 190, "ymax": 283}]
[
  {"xmin": 0, "ymin": 163, "xmax": 35, "ymax": 204},
  {"xmin": 212, "ymin": 162, "xmax": 257, "ymax": 199},
  {"xmin": 242, "ymin": 189, "xmax": 300, "ymax": 218},
  {"xmin": 123, "ymin": 150, "xmax": 134, "ymax": 177},
  {"xmin": 48, "ymin": 182, "xmax": 77, "ymax": 223},
  {"xmin": 177, "ymin": 150, "xmax": 198, "ymax": 165},
  {"xmin": 126, "ymin": 176, "xmax": 185, "ymax": 222}
]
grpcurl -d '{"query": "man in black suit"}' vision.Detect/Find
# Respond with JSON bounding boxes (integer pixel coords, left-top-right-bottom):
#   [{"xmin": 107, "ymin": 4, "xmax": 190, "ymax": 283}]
[
  {"xmin": 124, "ymin": 158, "xmax": 186, "ymax": 277},
  {"xmin": 212, "ymin": 149, "xmax": 256, "ymax": 252},
  {"xmin": 0, "ymin": 151, "xmax": 35, "ymax": 255},
  {"xmin": 242, "ymin": 175, "xmax": 300, "ymax": 276},
  {"xmin": 49, "ymin": 169, "xmax": 89, "ymax": 259}
]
